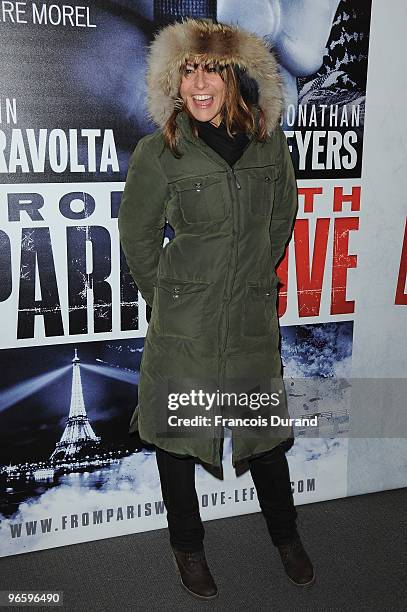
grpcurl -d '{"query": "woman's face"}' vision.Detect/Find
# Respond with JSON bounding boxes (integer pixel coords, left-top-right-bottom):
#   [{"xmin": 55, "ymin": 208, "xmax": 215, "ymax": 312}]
[{"xmin": 179, "ymin": 61, "xmax": 226, "ymax": 126}]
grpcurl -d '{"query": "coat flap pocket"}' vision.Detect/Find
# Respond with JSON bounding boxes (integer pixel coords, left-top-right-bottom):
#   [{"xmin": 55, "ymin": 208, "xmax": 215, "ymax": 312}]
[
  {"xmin": 172, "ymin": 175, "xmax": 221, "ymax": 193},
  {"xmin": 246, "ymin": 165, "xmax": 278, "ymax": 182},
  {"xmin": 247, "ymin": 276, "xmax": 279, "ymax": 298},
  {"xmin": 155, "ymin": 277, "xmax": 211, "ymax": 295}
]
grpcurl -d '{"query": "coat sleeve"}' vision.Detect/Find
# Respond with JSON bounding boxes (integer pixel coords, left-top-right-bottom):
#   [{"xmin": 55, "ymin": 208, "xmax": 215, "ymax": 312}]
[
  {"xmin": 118, "ymin": 138, "xmax": 168, "ymax": 309},
  {"xmin": 269, "ymin": 125, "xmax": 299, "ymax": 270}
]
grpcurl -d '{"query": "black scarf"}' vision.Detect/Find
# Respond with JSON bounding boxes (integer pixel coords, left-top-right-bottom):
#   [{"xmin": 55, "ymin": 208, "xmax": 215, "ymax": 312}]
[{"xmin": 196, "ymin": 120, "xmax": 250, "ymax": 167}]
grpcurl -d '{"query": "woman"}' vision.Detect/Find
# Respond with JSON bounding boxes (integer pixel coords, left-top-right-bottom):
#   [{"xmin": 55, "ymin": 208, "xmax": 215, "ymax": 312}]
[{"xmin": 119, "ymin": 18, "xmax": 314, "ymax": 599}]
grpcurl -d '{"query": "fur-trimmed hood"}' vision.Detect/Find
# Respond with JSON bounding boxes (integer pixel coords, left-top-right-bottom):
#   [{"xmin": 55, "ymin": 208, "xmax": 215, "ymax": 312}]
[{"xmin": 146, "ymin": 18, "xmax": 283, "ymax": 135}]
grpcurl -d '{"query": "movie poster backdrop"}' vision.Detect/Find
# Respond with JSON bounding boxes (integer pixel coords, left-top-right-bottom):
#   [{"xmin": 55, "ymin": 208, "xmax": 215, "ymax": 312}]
[{"xmin": 1, "ymin": 0, "xmax": 396, "ymax": 558}]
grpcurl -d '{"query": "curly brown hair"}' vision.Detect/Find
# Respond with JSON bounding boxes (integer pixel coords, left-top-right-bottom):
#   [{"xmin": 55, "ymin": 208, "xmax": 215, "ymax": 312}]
[{"xmin": 163, "ymin": 60, "xmax": 268, "ymax": 158}]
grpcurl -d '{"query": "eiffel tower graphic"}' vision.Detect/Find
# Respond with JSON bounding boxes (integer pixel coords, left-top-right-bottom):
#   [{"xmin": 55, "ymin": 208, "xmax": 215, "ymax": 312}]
[{"xmin": 50, "ymin": 349, "xmax": 101, "ymax": 461}]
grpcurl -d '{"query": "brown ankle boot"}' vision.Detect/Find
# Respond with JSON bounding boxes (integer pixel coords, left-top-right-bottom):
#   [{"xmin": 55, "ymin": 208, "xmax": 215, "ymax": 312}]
[
  {"xmin": 171, "ymin": 547, "xmax": 219, "ymax": 599},
  {"xmin": 277, "ymin": 535, "xmax": 315, "ymax": 586}
]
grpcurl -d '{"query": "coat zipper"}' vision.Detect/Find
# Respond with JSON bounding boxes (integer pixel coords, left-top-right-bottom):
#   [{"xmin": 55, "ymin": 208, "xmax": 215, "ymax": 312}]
[
  {"xmin": 221, "ymin": 168, "xmax": 239, "ymax": 356},
  {"xmin": 213, "ymin": 168, "xmax": 239, "ymax": 465},
  {"xmin": 231, "ymin": 168, "xmax": 241, "ymax": 189},
  {"xmin": 218, "ymin": 166, "xmax": 240, "ymax": 408}
]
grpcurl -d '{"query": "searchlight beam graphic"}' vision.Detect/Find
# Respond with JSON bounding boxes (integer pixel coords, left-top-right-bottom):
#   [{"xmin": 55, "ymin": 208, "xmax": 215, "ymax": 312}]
[
  {"xmin": 0, "ymin": 365, "xmax": 70, "ymax": 414},
  {"xmin": 83, "ymin": 359, "xmax": 139, "ymax": 385}
]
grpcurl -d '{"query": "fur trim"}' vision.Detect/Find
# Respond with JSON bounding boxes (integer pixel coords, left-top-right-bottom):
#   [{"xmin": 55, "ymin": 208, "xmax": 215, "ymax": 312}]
[{"xmin": 146, "ymin": 18, "xmax": 283, "ymax": 134}]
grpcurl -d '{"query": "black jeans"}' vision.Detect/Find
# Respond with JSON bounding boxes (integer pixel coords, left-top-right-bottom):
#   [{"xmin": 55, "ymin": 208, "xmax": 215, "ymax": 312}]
[{"xmin": 155, "ymin": 443, "xmax": 298, "ymax": 552}]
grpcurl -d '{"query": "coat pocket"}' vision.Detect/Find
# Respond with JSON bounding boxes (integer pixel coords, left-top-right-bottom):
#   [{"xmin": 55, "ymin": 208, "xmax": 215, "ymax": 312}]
[
  {"xmin": 154, "ymin": 277, "xmax": 211, "ymax": 338},
  {"xmin": 247, "ymin": 165, "xmax": 278, "ymax": 217},
  {"xmin": 174, "ymin": 175, "xmax": 226, "ymax": 223},
  {"xmin": 242, "ymin": 277, "xmax": 279, "ymax": 337}
]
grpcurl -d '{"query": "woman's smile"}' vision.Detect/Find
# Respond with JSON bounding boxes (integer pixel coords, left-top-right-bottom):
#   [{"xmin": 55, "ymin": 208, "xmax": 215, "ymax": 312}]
[{"xmin": 191, "ymin": 94, "xmax": 215, "ymax": 109}]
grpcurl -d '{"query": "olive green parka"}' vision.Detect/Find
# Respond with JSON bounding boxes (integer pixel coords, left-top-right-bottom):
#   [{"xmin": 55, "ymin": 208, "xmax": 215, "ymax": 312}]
[{"xmin": 118, "ymin": 19, "xmax": 299, "ymax": 468}]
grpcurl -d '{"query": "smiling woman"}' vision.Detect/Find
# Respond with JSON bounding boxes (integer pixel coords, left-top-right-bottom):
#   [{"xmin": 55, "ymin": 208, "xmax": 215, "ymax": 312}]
[
  {"xmin": 179, "ymin": 61, "xmax": 226, "ymax": 126},
  {"xmin": 118, "ymin": 17, "xmax": 313, "ymax": 599},
  {"xmin": 162, "ymin": 57, "xmax": 268, "ymax": 157}
]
